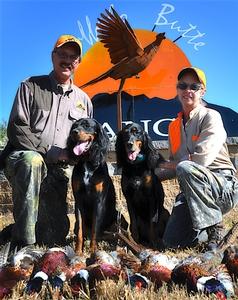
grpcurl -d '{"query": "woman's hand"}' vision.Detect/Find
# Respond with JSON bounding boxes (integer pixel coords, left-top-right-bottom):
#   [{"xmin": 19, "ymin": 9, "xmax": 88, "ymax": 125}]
[{"xmin": 159, "ymin": 160, "xmax": 180, "ymax": 170}]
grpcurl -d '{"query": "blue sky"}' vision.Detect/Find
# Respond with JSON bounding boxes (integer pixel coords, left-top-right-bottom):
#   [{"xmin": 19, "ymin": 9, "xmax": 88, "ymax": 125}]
[{"xmin": 0, "ymin": 0, "xmax": 238, "ymax": 122}]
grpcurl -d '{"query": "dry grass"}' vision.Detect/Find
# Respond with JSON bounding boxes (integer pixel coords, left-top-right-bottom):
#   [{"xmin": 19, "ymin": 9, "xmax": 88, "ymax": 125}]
[
  {"xmin": 6, "ymin": 276, "xmax": 238, "ymax": 300},
  {"xmin": 0, "ymin": 203, "xmax": 237, "ymax": 299}
]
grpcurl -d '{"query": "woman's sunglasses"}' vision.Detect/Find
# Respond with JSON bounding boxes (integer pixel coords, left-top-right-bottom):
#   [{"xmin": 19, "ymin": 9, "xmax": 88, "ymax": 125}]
[{"xmin": 177, "ymin": 83, "xmax": 204, "ymax": 91}]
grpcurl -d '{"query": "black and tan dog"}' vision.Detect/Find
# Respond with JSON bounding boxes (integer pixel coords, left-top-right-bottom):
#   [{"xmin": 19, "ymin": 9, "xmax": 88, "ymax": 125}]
[
  {"xmin": 116, "ymin": 123, "xmax": 170, "ymax": 248},
  {"xmin": 67, "ymin": 118, "xmax": 127, "ymax": 253}
]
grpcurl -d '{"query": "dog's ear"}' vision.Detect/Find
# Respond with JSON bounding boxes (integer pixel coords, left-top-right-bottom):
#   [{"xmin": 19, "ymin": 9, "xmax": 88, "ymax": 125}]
[
  {"xmin": 143, "ymin": 131, "xmax": 162, "ymax": 169},
  {"xmin": 142, "ymin": 131, "xmax": 166, "ymax": 167},
  {"xmin": 94, "ymin": 119, "xmax": 109, "ymax": 149},
  {"xmin": 157, "ymin": 151, "xmax": 166, "ymax": 165},
  {"xmin": 91, "ymin": 119, "xmax": 109, "ymax": 162},
  {"xmin": 115, "ymin": 130, "xmax": 127, "ymax": 169}
]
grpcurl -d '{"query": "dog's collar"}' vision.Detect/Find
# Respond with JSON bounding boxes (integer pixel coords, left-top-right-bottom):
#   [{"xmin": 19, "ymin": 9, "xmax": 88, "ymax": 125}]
[
  {"xmin": 78, "ymin": 149, "xmax": 92, "ymax": 161},
  {"xmin": 86, "ymin": 150, "xmax": 92, "ymax": 155},
  {"xmin": 128, "ymin": 154, "xmax": 146, "ymax": 164}
]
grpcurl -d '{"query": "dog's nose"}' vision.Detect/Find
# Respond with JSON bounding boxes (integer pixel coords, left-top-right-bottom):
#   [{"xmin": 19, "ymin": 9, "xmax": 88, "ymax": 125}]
[{"xmin": 126, "ymin": 141, "xmax": 133, "ymax": 149}]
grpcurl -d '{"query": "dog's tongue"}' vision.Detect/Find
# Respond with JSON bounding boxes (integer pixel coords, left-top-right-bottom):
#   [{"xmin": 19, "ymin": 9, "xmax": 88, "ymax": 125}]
[
  {"xmin": 128, "ymin": 151, "xmax": 138, "ymax": 161},
  {"xmin": 73, "ymin": 141, "xmax": 88, "ymax": 156}
]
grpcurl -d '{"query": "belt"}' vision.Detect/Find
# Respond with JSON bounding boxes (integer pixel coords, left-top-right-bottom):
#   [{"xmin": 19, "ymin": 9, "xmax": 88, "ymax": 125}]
[{"xmin": 211, "ymin": 169, "xmax": 236, "ymax": 176}]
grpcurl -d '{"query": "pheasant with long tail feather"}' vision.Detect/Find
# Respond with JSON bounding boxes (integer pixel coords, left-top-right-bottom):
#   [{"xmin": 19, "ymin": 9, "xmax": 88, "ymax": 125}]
[{"xmin": 80, "ymin": 7, "xmax": 166, "ymax": 130}]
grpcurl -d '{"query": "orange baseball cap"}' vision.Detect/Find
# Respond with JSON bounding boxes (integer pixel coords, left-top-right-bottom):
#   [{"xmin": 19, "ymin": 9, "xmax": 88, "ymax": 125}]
[
  {"xmin": 178, "ymin": 67, "xmax": 206, "ymax": 88},
  {"xmin": 53, "ymin": 35, "xmax": 82, "ymax": 56}
]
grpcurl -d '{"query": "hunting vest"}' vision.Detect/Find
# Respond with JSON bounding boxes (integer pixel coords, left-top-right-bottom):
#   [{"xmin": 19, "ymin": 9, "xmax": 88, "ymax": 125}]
[{"xmin": 169, "ymin": 111, "xmax": 200, "ymax": 157}]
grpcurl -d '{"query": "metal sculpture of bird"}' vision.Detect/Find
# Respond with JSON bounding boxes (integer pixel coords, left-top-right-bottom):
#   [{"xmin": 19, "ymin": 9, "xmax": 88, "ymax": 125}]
[{"xmin": 80, "ymin": 7, "xmax": 166, "ymax": 130}]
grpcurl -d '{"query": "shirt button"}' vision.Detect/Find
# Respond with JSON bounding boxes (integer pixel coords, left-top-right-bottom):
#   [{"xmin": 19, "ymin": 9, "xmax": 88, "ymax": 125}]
[
  {"xmin": 59, "ymin": 113, "xmax": 62, "ymax": 116},
  {"xmin": 57, "ymin": 128, "xmax": 60, "ymax": 131}
]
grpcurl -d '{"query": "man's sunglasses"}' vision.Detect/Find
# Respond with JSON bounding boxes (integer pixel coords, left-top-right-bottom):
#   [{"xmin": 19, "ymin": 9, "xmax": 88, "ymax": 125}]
[
  {"xmin": 177, "ymin": 83, "xmax": 204, "ymax": 91},
  {"xmin": 54, "ymin": 50, "xmax": 80, "ymax": 63}
]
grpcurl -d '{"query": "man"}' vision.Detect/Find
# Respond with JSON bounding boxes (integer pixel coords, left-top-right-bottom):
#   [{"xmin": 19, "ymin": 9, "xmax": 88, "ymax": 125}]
[
  {"xmin": 157, "ymin": 67, "xmax": 238, "ymax": 252},
  {"xmin": 1, "ymin": 35, "xmax": 93, "ymax": 248}
]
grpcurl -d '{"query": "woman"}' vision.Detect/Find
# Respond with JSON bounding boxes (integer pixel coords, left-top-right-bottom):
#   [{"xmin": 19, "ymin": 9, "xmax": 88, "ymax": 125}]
[{"xmin": 157, "ymin": 67, "xmax": 238, "ymax": 251}]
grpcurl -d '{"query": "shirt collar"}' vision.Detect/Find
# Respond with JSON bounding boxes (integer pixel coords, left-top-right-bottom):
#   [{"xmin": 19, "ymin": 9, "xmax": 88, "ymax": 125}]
[
  {"xmin": 49, "ymin": 71, "xmax": 73, "ymax": 96},
  {"xmin": 177, "ymin": 104, "xmax": 203, "ymax": 119}
]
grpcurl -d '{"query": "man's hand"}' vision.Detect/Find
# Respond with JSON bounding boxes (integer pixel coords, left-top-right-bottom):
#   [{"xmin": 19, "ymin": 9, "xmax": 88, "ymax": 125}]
[
  {"xmin": 58, "ymin": 149, "xmax": 69, "ymax": 163},
  {"xmin": 68, "ymin": 157, "xmax": 80, "ymax": 166},
  {"xmin": 59, "ymin": 148, "xmax": 80, "ymax": 165}
]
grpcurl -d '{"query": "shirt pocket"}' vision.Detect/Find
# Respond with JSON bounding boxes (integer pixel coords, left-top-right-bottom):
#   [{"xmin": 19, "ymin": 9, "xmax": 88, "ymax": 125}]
[{"xmin": 68, "ymin": 109, "xmax": 82, "ymax": 122}]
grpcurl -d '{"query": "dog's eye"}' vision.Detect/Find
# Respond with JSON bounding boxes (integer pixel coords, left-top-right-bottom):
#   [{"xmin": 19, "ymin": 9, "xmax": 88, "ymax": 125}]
[
  {"xmin": 132, "ymin": 127, "xmax": 140, "ymax": 134},
  {"xmin": 133, "ymin": 129, "xmax": 140, "ymax": 135}
]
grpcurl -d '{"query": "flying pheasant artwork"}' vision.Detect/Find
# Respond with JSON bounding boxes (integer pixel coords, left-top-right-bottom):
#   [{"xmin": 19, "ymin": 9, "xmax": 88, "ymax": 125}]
[{"xmin": 80, "ymin": 7, "xmax": 166, "ymax": 130}]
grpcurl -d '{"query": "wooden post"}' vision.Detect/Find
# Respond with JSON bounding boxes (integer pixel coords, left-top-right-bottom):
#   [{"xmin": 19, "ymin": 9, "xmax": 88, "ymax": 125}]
[{"xmin": 117, "ymin": 78, "xmax": 125, "ymax": 132}]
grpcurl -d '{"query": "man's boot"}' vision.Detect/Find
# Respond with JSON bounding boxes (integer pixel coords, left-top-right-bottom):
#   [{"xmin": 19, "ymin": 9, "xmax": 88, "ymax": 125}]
[{"xmin": 206, "ymin": 221, "xmax": 225, "ymax": 252}]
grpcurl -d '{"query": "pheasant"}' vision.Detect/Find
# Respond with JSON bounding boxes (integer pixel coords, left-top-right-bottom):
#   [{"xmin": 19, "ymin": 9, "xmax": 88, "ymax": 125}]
[
  {"xmin": 138, "ymin": 248, "xmax": 179, "ymax": 271},
  {"xmin": 70, "ymin": 248, "xmax": 128, "ymax": 297},
  {"xmin": 171, "ymin": 262, "xmax": 234, "ymax": 299},
  {"xmin": 139, "ymin": 261, "xmax": 172, "ymax": 289},
  {"xmin": 87, "ymin": 250, "xmax": 118, "ymax": 266},
  {"xmin": 170, "ymin": 222, "xmax": 238, "ymax": 299},
  {"xmin": 111, "ymin": 250, "xmax": 142, "ymax": 276},
  {"xmin": 27, "ymin": 246, "xmax": 76, "ymax": 295},
  {"xmin": 80, "ymin": 7, "xmax": 166, "ymax": 130},
  {"xmin": 10, "ymin": 244, "xmax": 45, "ymax": 270},
  {"xmin": 137, "ymin": 250, "xmax": 178, "ymax": 289},
  {"xmin": 70, "ymin": 261, "xmax": 127, "ymax": 299},
  {"xmin": 0, "ymin": 243, "xmax": 40, "ymax": 299},
  {"xmin": 222, "ymin": 245, "xmax": 238, "ymax": 281},
  {"xmin": 80, "ymin": 7, "xmax": 165, "ymax": 89}
]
